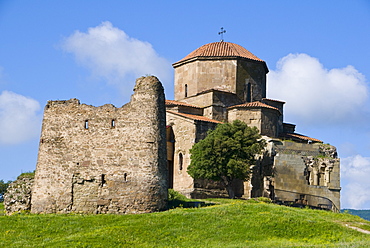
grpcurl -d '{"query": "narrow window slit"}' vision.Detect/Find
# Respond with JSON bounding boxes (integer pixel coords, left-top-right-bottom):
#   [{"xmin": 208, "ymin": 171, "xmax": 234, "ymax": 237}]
[
  {"xmin": 179, "ymin": 153, "xmax": 183, "ymax": 170},
  {"xmin": 84, "ymin": 120, "xmax": 89, "ymax": 129},
  {"xmin": 101, "ymin": 174, "xmax": 106, "ymax": 186}
]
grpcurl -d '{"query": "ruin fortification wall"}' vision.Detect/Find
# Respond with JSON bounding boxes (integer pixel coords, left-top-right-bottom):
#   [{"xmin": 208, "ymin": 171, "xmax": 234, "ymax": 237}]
[
  {"xmin": 31, "ymin": 76, "xmax": 168, "ymax": 214},
  {"xmin": 273, "ymin": 141, "xmax": 340, "ymax": 211}
]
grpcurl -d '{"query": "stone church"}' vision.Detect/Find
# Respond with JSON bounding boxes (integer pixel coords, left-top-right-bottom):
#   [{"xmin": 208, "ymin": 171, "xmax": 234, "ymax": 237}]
[
  {"xmin": 27, "ymin": 40, "xmax": 340, "ymax": 215},
  {"xmin": 165, "ymin": 41, "xmax": 340, "ymax": 211}
]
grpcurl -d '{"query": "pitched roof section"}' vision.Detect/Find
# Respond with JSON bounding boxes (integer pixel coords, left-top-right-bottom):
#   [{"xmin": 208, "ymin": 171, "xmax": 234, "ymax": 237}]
[
  {"xmin": 167, "ymin": 110, "xmax": 222, "ymax": 124},
  {"xmin": 228, "ymin": 101, "xmax": 281, "ymax": 113},
  {"xmin": 262, "ymin": 98, "xmax": 286, "ymax": 104},
  {"xmin": 174, "ymin": 41, "xmax": 265, "ymax": 65},
  {"xmin": 279, "ymin": 132, "xmax": 322, "ymax": 143},
  {"xmin": 165, "ymin": 100, "xmax": 201, "ymax": 109}
]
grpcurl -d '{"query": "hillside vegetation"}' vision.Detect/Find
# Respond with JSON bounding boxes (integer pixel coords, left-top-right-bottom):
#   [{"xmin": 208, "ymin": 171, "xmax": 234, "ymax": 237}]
[
  {"xmin": 1, "ymin": 200, "xmax": 370, "ymax": 247},
  {"xmin": 342, "ymin": 209, "xmax": 370, "ymax": 221}
]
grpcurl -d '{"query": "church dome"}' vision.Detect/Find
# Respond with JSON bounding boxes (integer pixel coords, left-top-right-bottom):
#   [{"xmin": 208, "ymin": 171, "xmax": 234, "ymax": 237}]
[{"xmin": 173, "ymin": 41, "xmax": 265, "ymax": 67}]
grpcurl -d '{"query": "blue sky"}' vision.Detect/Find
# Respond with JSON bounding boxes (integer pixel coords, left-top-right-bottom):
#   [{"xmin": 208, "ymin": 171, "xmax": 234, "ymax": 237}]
[{"xmin": 1, "ymin": 0, "xmax": 370, "ymax": 209}]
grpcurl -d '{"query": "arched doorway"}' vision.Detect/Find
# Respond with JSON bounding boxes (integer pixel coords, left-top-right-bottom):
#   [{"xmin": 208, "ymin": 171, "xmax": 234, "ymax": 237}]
[{"xmin": 166, "ymin": 126, "xmax": 175, "ymax": 188}]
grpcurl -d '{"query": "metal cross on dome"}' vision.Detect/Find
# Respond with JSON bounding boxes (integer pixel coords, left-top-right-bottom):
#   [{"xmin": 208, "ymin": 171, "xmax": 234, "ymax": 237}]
[{"xmin": 218, "ymin": 27, "xmax": 226, "ymax": 42}]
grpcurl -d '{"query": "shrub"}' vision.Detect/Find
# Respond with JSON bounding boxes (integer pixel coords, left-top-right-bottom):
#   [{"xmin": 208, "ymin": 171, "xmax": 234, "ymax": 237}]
[
  {"xmin": 256, "ymin": 197, "xmax": 272, "ymax": 203},
  {"xmin": 17, "ymin": 171, "xmax": 35, "ymax": 180},
  {"xmin": 168, "ymin": 189, "xmax": 188, "ymax": 202}
]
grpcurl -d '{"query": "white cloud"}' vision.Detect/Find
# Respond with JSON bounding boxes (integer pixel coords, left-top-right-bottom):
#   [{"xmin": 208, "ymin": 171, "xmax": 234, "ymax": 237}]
[
  {"xmin": 341, "ymin": 155, "xmax": 370, "ymax": 209},
  {"xmin": 268, "ymin": 53, "xmax": 368, "ymax": 125},
  {"xmin": 0, "ymin": 91, "xmax": 41, "ymax": 145},
  {"xmin": 61, "ymin": 21, "xmax": 172, "ymax": 93}
]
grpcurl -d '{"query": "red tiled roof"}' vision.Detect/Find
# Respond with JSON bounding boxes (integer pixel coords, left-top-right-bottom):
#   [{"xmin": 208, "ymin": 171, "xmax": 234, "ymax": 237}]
[
  {"xmin": 174, "ymin": 42, "xmax": 264, "ymax": 64},
  {"xmin": 280, "ymin": 133, "xmax": 322, "ymax": 143},
  {"xmin": 167, "ymin": 110, "xmax": 222, "ymax": 124},
  {"xmin": 197, "ymin": 88, "xmax": 235, "ymax": 95},
  {"xmin": 229, "ymin": 101, "xmax": 280, "ymax": 113},
  {"xmin": 165, "ymin": 100, "xmax": 201, "ymax": 109},
  {"xmin": 262, "ymin": 98, "xmax": 286, "ymax": 104}
]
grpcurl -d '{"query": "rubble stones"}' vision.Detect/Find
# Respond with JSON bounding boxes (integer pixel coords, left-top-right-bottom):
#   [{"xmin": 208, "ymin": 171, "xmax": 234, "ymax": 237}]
[{"xmin": 4, "ymin": 177, "xmax": 34, "ymax": 214}]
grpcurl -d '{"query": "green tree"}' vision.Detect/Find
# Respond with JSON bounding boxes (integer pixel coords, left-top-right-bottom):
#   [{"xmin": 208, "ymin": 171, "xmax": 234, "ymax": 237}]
[
  {"xmin": 188, "ymin": 120, "xmax": 266, "ymax": 198},
  {"xmin": 0, "ymin": 180, "xmax": 12, "ymax": 202}
]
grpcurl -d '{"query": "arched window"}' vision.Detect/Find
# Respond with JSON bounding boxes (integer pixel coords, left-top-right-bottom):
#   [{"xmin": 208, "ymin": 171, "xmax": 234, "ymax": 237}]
[
  {"xmin": 246, "ymin": 82, "xmax": 251, "ymax": 102},
  {"xmin": 179, "ymin": 153, "xmax": 183, "ymax": 170},
  {"xmin": 111, "ymin": 119, "xmax": 115, "ymax": 128},
  {"xmin": 185, "ymin": 84, "xmax": 188, "ymax": 98}
]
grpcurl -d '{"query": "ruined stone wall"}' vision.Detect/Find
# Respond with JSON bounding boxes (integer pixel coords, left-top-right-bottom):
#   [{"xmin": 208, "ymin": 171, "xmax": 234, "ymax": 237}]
[
  {"xmin": 4, "ymin": 177, "xmax": 34, "ymax": 214},
  {"xmin": 31, "ymin": 76, "xmax": 168, "ymax": 214},
  {"xmin": 273, "ymin": 141, "xmax": 340, "ymax": 211}
]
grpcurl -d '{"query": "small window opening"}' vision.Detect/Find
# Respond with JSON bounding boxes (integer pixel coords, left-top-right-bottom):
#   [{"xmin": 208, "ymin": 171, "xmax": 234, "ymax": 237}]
[
  {"xmin": 185, "ymin": 84, "xmax": 188, "ymax": 98},
  {"xmin": 101, "ymin": 174, "xmax": 106, "ymax": 186},
  {"xmin": 246, "ymin": 82, "xmax": 251, "ymax": 102},
  {"xmin": 111, "ymin": 119, "xmax": 115, "ymax": 128},
  {"xmin": 84, "ymin": 120, "xmax": 89, "ymax": 129},
  {"xmin": 124, "ymin": 173, "xmax": 127, "ymax": 182},
  {"xmin": 179, "ymin": 153, "xmax": 183, "ymax": 170}
]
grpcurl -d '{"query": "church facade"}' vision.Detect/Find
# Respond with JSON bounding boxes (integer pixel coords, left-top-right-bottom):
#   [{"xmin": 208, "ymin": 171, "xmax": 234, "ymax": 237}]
[{"xmin": 166, "ymin": 41, "xmax": 340, "ymax": 211}]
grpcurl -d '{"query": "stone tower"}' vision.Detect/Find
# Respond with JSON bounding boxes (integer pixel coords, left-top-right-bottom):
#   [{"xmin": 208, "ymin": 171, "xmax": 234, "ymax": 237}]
[
  {"xmin": 173, "ymin": 41, "xmax": 268, "ymax": 103},
  {"xmin": 31, "ymin": 76, "xmax": 168, "ymax": 214}
]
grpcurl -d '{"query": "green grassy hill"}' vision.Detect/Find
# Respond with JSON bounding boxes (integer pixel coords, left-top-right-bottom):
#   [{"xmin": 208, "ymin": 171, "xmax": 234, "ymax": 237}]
[
  {"xmin": 1, "ymin": 200, "xmax": 370, "ymax": 247},
  {"xmin": 342, "ymin": 209, "xmax": 370, "ymax": 221}
]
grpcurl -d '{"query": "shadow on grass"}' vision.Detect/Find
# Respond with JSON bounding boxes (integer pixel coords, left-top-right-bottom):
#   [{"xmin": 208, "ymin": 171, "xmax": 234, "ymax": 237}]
[
  {"xmin": 167, "ymin": 199, "xmax": 214, "ymax": 209},
  {"xmin": 167, "ymin": 189, "xmax": 216, "ymax": 209}
]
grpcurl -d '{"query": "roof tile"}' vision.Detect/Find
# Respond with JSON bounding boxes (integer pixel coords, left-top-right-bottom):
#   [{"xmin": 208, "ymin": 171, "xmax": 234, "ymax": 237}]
[
  {"xmin": 165, "ymin": 100, "xmax": 201, "ymax": 109},
  {"xmin": 262, "ymin": 98, "xmax": 286, "ymax": 104},
  {"xmin": 280, "ymin": 132, "xmax": 322, "ymax": 143},
  {"xmin": 175, "ymin": 42, "xmax": 264, "ymax": 64},
  {"xmin": 167, "ymin": 110, "xmax": 222, "ymax": 124},
  {"xmin": 229, "ymin": 101, "xmax": 280, "ymax": 112}
]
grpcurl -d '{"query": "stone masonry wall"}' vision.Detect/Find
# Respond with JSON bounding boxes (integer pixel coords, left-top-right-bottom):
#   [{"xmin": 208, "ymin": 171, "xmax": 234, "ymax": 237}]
[
  {"xmin": 174, "ymin": 60, "xmax": 237, "ymax": 100},
  {"xmin": 228, "ymin": 108, "xmax": 280, "ymax": 138},
  {"xmin": 236, "ymin": 60, "xmax": 267, "ymax": 102},
  {"xmin": 166, "ymin": 113, "xmax": 197, "ymax": 197},
  {"xmin": 273, "ymin": 141, "xmax": 340, "ymax": 211},
  {"xmin": 31, "ymin": 76, "xmax": 168, "ymax": 214}
]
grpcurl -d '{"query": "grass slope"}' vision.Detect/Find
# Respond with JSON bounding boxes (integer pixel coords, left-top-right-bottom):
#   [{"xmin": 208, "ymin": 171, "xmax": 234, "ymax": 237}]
[
  {"xmin": 1, "ymin": 200, "xmax": 370, "ymax": 247},
  {"xmin": 342, "ymin": 209, "xmax": 370, "ymax": 222}
]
